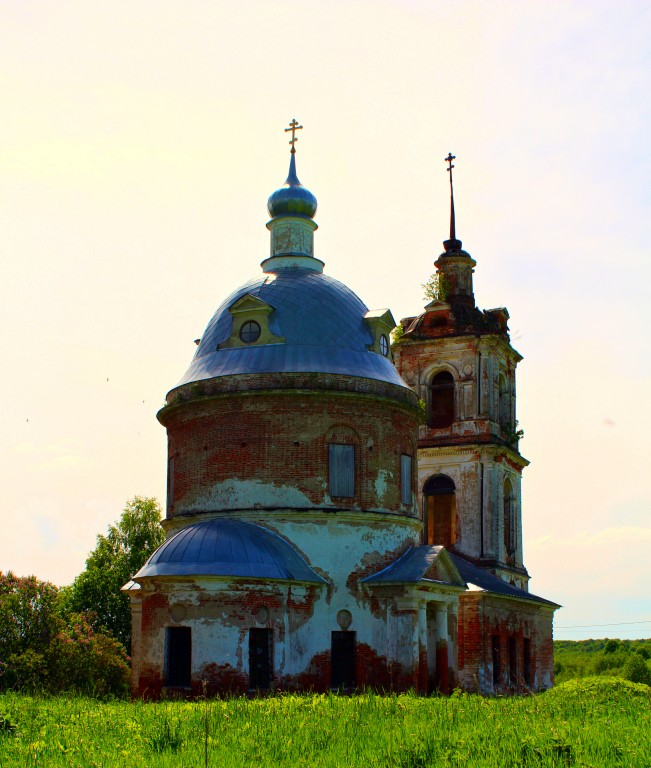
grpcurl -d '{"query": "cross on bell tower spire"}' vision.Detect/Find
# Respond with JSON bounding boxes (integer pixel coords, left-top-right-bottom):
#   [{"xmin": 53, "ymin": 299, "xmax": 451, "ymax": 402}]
[{"xmin": 445, "ymin": 152, "xmax": 457, "ymax": 242}]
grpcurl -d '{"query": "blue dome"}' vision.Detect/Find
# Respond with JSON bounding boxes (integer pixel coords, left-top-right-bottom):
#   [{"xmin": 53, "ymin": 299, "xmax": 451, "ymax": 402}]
[
  {"xmin": 134, "ymin": 519, "xmax": 327, "ymax": 583},
  {"xmin": 267, "ymin": 154, "xmax": 317, "ymax": 220},
  {"xmin": 175, "ymin": 267, "xmax": 408, "ymax": 390}
]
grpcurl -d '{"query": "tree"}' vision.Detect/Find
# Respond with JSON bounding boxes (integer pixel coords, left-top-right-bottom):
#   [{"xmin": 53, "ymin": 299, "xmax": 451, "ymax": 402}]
[
  {"xmin": 0, "ymin": 572, "xmax": 59, "ymax": 690},
  {"xmin": 422, "ymin": 272, "xmax": 448, "ymax": 302},
  {"xmin": 0, "ymin": 573, "xmax": 130, "ymax": 696},
  {"xmin": 624, "ymin": 652, "xmax": 651, "ymax": 687},
  {"xmin": 64, "ymin": 496, "xmax": 165, "ymax": 650},
  {"xmin": 0, "ymin": 572, "xmax": 58, "ymax": 658}
]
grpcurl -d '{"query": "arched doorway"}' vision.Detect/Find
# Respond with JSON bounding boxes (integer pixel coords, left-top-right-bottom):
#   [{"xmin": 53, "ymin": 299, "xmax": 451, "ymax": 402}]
[{"xmin": 423, "ymin": 474, "xmax": 456, "ymax": 548}]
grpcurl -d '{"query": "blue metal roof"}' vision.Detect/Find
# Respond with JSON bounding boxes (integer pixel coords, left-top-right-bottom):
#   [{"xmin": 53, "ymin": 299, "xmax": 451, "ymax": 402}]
[
  {"xmin": 175, "ymin": 268, "xmax": 407, "ymax": 390},
  {"xmin": 449, "ymin": 554, "xmax": 559, "ymax": 607},
  {"xmin": 134, "ymin": 519, "xmax": 327, "ymax": 584},
  {"xmin": 362, "ymin": 545, "xmax": 559, "ymax": 606},
  {"xmin": 361, "ymin": 545, "xmax": 464, "ymax": 587}
]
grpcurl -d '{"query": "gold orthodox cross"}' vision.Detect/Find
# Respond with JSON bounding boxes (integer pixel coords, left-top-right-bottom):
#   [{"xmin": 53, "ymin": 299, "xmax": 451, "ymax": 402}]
[{"xmin": 285, "ymin": 118, "xmax": 303, "ymax": 153}]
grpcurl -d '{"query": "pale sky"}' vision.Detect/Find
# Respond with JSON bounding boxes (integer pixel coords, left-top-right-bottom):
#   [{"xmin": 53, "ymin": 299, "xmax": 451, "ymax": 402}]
[{"xmin": 1, "ymin": 0, "xmax": 649, "ymax": 641}]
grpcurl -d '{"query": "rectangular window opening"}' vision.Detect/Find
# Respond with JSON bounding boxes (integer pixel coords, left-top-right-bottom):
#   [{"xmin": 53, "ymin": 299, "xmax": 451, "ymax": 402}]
[
  {"xmin": 331, "ymin": 631, "xmax": 356, "ymax": 690},
  {"xmin": 329, "ymin": 444, "xmax": 355, "ymax": 498},
  {"xmin": 508, "ymin": 636, "xmax": 517, "ymax": 685},
  {"xmin": 523, "ymin": 638, "xmax": 532, "ymax": 685},
  {"xmin": 401, "ymin": 454, "xmax": 412, "ymax": 506},
  {"xmin": 249, "ymin": 628, "xmax": 273, "ymax": 690},
  {"xmin": 165, "ymin": 626, "xmax": 191, "ymax": 688},
  {"xmin": 491, "ymin": 634, "xmax": 500, "ymax": 686}
]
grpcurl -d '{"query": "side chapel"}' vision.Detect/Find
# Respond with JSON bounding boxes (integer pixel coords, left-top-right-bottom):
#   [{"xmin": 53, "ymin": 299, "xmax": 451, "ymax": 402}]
[{"xmin": 124, "ymin": 123, "xmax": 558, "ymax": 697}]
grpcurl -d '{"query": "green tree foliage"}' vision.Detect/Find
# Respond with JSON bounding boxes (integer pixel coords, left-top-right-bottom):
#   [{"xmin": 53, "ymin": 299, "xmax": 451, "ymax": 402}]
[
  {"xmin": 554, "ymin": 638, "xmax": 651, "ymax": 686},
  {"xmin": 64, "ymin": 496, "xmax": 164, "ymax": 650},
  {"xmin": 47, "ymin": 613, "xmax": 130, "ymax": 697},
  {"xmin": 0, "ymin": 573, "xmax": 58, "ymax": 659},
  {"xmin": 604, "ymin": 638, "xmax": 620, "ymax": 654},
  {"xmin": 422, "ymin": 272, "xmax": 449, "ymax": 302},
  {"xmin": 624, "ymin": 652, "xmax": 651, "ymax": 686},
  {"xmin": 0, "ymin": 573, "xmax": 129, "ymax": 696}
]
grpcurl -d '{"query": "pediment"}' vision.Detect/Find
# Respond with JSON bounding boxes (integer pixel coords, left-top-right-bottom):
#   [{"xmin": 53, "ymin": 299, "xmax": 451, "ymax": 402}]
[
  {"xmin": 228, "ymin": 294, "xmax": 275, "ymax": 315},
  {"xmin": 422, "ymin": 547, "xmax": 465, "ymax": 586},
  {"xmin": 425, "ymin": 299, "xmax": 451, "ymax": 313},
  {"xmin": 360, "ymin": 545, "xmax": 466, "ymax": 588},
  {"xmin": 364, "ymin": 308, "xmax": 396, "ymax": 329}
]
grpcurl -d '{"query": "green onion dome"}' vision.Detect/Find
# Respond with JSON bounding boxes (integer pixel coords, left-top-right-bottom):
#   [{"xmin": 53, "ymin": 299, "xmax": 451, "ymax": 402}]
[{"xmin": 267, "ymin": 154, "xmax": 317, "ymax": 220}]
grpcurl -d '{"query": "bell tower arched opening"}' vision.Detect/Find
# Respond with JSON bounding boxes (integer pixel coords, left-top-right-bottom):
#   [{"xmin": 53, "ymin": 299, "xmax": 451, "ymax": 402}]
[
  {"xmin": 503, "ymin": 478, "xmax": 516, "ymax": 560},
  {"xmin": 429, "ymin": 371, "xmax": 455, "ymax": 428},
  {"xmin": 423, "ymin": 474, "xmax": 456, "ymax": 548}
]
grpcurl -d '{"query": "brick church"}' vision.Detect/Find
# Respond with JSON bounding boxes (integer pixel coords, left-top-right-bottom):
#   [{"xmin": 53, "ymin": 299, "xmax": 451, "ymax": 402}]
[{"xmin": 124, "ymin": 125, "xmax": 558, "ymax": 697}]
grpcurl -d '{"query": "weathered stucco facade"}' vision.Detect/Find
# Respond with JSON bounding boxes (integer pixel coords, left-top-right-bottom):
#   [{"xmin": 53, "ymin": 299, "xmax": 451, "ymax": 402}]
[{"xmin": 124, "ymin": 144, "xmax": 558, "ymax": 698}]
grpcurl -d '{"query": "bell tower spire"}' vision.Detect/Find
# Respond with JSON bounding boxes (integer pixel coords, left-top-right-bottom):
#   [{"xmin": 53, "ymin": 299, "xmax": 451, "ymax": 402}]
[
  {"xmin": 435, "ymin": 152, "xmax": 476, "ymax": 306},
  {"xmin": 445, "ymin": 152, "xmax": 460, "ymax": 247}
]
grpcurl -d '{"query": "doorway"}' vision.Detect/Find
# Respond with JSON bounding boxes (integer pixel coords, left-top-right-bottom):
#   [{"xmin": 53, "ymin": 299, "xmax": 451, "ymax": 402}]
[{"xmin": 423, "ymin": 474, "xmax": 456, "ymax": 548}]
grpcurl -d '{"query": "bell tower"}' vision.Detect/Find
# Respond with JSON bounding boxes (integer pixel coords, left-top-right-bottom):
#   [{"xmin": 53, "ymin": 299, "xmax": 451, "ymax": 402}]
[{"xmin": 392, "ymin": 154, "xmax": 530, "ymax": 589}]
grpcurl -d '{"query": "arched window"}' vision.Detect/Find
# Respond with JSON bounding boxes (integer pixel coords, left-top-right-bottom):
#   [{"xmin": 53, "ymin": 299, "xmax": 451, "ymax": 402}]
[
  {"xmin": 429, "ymin": 371, "xmax": 455, "ymax": 428},
  {"xmin": 423, "ymin": 474, "xmax": 456, "ymax": 548},
  {"xmin": 503, "ymin": 478, "xmax": 516, "ymax": 558}
]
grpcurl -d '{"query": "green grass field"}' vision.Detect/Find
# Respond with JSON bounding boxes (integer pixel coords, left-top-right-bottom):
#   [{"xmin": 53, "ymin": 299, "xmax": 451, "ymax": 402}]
[{"xmin": 1, "ymin": 678, "xmax": 649, "ymax": 767}]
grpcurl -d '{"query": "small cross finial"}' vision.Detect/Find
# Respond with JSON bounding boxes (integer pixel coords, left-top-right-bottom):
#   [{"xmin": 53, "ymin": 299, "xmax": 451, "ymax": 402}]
[
  {"xmin": 285, "ymin": 118, "xmax": 303, "ymax": 154},
  {"xmin": 445, "ymin": 152, "xmax": 457, "ymax": 243}
]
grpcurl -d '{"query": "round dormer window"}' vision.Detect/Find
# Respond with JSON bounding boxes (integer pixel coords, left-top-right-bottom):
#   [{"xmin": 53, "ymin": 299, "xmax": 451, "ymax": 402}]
[
  {"xmin": 240, "ymin": 321, "xmax": 261, "ymax": 344},
  {"xmin": 379, "ymin": 334, "xmax": 389, "ymax": 356}
]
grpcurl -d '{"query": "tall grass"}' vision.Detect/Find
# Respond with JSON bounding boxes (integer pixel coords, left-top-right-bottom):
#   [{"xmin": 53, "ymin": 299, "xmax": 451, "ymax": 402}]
[{"xmin": 0, "ymin": 678, "xmax": 649, "ymax": 767}]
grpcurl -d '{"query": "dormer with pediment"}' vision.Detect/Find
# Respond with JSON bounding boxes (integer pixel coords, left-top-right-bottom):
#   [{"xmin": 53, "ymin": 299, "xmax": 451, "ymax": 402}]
[
  {"xmin": 364, "ymin": 308, "xmax": 396, "ymax": 360},
  {"xmin": 218, "ymin": 294, "xmax": 286, "ymax": 349}
]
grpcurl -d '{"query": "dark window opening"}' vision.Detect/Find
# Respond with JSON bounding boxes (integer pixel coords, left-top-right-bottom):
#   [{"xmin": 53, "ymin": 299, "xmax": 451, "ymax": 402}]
[
  {"xmin": 166, "ymin": 456, "xmax": 175, "ymax": 516},
  {"xmin": 240, "ymin": 320, "xmax": 261, "ymax": 344},
  {"xmin": 508, "ymin": 636, "xmax": 517, "ymax": 685},
  {"xmin": 165, "ymin": 626, "xmax": 191, "ymax": 688},
  {"xmin": 379, "ymin": 334, "xmax": 389, "ymax": 356},
  {"xmin": 429, "ymin": 371, "xmax": 455, "ymax": 428},
  {"xmin": 523, "ymin": 638, "xmax": 532, "ymax": 685},
  {"xmin": 249, "ymin": 628, "xmax": 273, "ymax": 690},
  {"xmin": 423, "ymin": 474, "xmax": 456, "ymax": 548},
  {"xmin": 329, "ymin": 444, "xmax": 355, "ymax": 498},
  {"xmin": 504, "ymin": 479, "xmax": 516, "ymax": 557},
  {"xmin": 401, "ymin": 454, "xmax": 412, "ymax": 505},
  {"xmin": 331, "ymin": 631, "xmax": 356, "ymax": 690},
  {"xmin": 492, "ymin": 634, "xmax": 500, "ymax": 686},
  {"xmin": 499, "ymin": 374, "xmax": 510, "ymax": 431}
]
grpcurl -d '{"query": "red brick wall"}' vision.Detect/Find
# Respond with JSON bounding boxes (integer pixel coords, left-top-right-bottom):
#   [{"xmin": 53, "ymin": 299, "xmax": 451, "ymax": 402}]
[
  {"xmin": 458, "ymin": 592, "xmax": 554, "ymax": 693},
  {"xmin": 161, "ymin": 378, "xmax": 419, "ymax": 517}
]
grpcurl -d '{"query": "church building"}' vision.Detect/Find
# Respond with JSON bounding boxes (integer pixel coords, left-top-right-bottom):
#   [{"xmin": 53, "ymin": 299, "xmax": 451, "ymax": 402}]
[{"xmin": 124, "ymin": 124, "xmax": 558, "ymax": 697}]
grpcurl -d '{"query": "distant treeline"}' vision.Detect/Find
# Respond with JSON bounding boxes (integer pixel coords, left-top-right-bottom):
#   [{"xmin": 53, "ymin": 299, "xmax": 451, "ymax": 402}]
[{"xmin": 554, "ymin": 638, "xmax": 651, "ymax": 686}]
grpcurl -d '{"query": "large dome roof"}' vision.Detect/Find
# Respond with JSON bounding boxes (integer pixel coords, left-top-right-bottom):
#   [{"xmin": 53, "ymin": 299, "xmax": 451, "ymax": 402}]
[{"xmin": 175, "ymin": 266, "xmax": 407, "ymax": 390}]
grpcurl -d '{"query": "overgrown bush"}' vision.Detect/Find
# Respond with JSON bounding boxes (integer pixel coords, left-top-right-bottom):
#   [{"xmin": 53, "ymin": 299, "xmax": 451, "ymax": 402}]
[
  {"xmin": 624, "ymin": 652, "xmax": 651, "ymax": 686},
  {"xmin": 0, "ymin": 573, "xmax": 130, "ymax": 697}
]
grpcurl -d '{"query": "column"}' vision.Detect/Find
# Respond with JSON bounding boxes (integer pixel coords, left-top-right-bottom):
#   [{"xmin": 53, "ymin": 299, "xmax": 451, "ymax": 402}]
[{"xmin": 435, "ymin": 603, "xmax": 449, "ymax": 694}]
